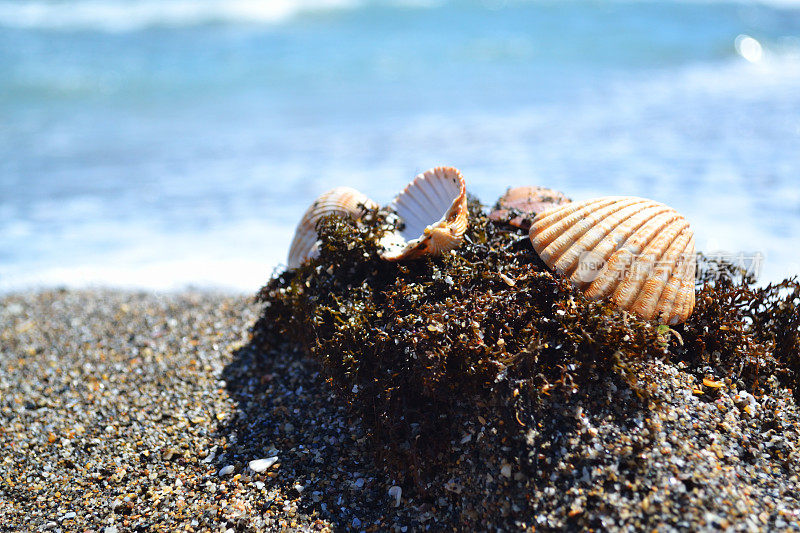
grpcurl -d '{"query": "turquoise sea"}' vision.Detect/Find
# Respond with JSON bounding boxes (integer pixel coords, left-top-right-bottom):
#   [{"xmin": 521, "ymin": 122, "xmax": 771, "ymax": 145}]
[{"xmin": 1, "ymin": 0, "xmax": 799, "ymax": 291}]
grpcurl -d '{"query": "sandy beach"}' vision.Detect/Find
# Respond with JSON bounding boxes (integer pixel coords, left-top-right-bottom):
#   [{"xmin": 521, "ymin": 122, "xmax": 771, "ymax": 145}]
[{"xmin": 2, "ymin": 288, "xmax": 799, "ymax": 531}]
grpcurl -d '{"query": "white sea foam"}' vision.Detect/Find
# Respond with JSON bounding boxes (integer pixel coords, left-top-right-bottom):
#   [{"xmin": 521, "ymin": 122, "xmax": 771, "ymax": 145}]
[
  {"xmin": 0, "ymin": 0, "xmax": 360, "ymax": 32},
  {"xmin": 0, "ymin": 222, "xmax": 292, "ymax": 294}
]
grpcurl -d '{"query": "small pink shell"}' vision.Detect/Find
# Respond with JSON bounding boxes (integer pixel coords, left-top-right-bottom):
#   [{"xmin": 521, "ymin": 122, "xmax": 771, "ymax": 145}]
[
  {"xmin": 379, "ymin": 167, "xmax": 469, "ymax": 261},
  {"xmin": 489, "ymin": 186, "xmax": 572, "ymax": 230},
  {"xmin": 287, "ymin": 187, "xmax": 377, "ymax": 269},
  {"xmin": 529, "ymin": 196, "xmax": 696, "ymax": 324}
]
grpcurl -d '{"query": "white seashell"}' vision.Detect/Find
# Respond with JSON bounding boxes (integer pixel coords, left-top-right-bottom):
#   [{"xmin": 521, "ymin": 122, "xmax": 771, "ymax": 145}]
[
  {"xmin": 379, "ymin": 166, "xmax": 468, "ymax": 261},
  {"xmin": 529, "ymin": 196, "xmax": 696, "ymax": 324},
  {"xmin": 287, "ymin": 187, "xmax": 377, "ymax": 269}
]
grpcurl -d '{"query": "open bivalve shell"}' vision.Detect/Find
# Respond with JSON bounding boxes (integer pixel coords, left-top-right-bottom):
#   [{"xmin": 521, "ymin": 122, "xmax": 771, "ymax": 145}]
[
  {"xmin": 489, "ymin": 186, "xmax": 572, "ymax": 230},
  {"xmin": 379, "ymin": 166, "xmax": 468, "ymax": 261},
  {"xmin": 287, "ymin": 187, "xmax": 378, "ymax": 269},
  {"xmin": 529, "ymin": 196, "xmax": 696, "ymax": 324}
]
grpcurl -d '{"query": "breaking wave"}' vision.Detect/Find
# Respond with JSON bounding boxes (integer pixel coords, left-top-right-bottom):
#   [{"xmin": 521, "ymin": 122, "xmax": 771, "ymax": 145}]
[{"xmin": 0, "ymin": 0, "xmax": 362, "ymax": 32}]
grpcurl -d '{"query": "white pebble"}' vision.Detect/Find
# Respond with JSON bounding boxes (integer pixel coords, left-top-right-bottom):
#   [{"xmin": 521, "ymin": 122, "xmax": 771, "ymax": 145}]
[
  {"xmin": 388, "ymin": 485, "xmax": 402, "ymax": 507},
  {"xmin": 202, "ymin": 446, "xmax": 217, "ymax": 464},
  {"xmin": 218, "ymin": 465, "xmax": 235, "ymax": 477},
  {"xmin": 248, "ymin": 457, "xmax": 278, "ymax": 473},
  {"xmin": 501, "ymin": 463, "xmax": 512, "ymax": 478}
]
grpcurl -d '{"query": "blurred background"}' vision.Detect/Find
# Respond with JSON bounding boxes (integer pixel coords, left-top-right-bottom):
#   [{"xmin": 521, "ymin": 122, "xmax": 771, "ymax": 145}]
[{"xmin": 1, "ymin": 0, "xmax": 799, "ymax": 292}]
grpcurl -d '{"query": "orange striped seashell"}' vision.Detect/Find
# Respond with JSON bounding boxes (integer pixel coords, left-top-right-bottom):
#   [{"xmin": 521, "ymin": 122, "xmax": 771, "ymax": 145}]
[
  {"xmin": 489, "ymin": 186, "xmax": 572, "ymax": 230},
  {"xmin": 287, "ymin": 187, "xmax": 378, "ymax": 269},
  {"xmin": 529, "ymin": 196, "xmax": 696, "ymax": 324},
  {"xmin": 379, "ymin": 166, "xmax": 469, "ymax": 261}
]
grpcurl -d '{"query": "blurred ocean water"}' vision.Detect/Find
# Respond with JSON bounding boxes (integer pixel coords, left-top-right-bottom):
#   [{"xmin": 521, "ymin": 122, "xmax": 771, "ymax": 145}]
[{"xmin": 1, "ymin": 0, "xmax": 799, "ymax": 292}]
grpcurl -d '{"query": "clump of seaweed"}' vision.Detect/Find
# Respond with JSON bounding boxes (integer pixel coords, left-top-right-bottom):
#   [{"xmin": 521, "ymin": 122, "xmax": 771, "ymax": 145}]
[
  {"xmin": 680, "ymin": 255, "xmax": 800, "ymax": 397},
  {"xmin": 252, "ymin": 199, "xmax": 799, "ymax": 483}
]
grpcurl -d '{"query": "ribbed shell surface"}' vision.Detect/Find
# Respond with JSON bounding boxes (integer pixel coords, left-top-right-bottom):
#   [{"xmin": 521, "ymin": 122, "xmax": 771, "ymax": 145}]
[
  {"xmin": 287, "ymin": 187, "xmax": 377, "ymax": 269},
  {"xmin": 529, "ymin": 196, "xmax": 696, "ymax": 324},
  {"xmin": 379, "ymin": 166, "xmax": 468, "ymax": 261}
]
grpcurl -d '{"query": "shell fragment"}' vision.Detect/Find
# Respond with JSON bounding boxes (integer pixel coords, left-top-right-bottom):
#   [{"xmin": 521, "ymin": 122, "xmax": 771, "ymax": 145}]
[{"xmin": 287, "ymin": 187, "xmax": 377, "ymax": 269}]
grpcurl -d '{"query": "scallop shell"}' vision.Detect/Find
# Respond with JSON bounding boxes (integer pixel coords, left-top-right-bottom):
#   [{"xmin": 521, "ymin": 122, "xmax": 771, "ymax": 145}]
[
  {"xmin": 489, "ymin": 186, "xmax": 572, "ymax": 230},
  {"xmin": 379, "ymin": 166, "xmax": 469, "ymax": 261},
  {"xmin": 287, "ymin": 187, "xmax": 378, "ymax": 269},
  {"xmin": 529, "ymin": 196, "xmax": 696, "ymax": 324}
]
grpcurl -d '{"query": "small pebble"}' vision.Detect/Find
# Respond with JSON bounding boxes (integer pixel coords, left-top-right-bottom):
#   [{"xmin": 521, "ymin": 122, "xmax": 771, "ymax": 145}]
[
  {"xmin": 248, "ymin": 457, "xmax": 278, "ymax": 473},
  {"xmin": 218, "ymin": 465, "xmax": 235, "ymax": 477},
  {"xmin": 388, "ymin": 485, "xmax": 402, "ymax": 507}
]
